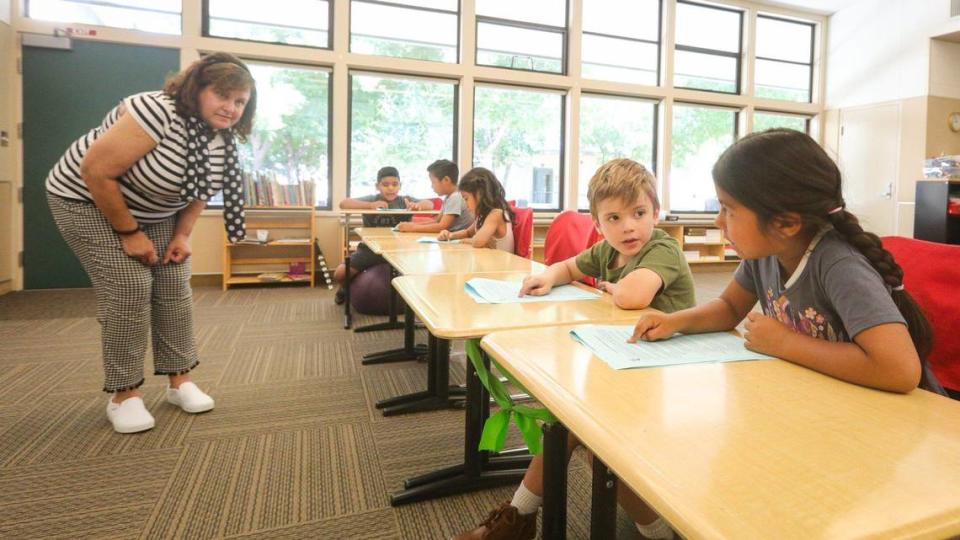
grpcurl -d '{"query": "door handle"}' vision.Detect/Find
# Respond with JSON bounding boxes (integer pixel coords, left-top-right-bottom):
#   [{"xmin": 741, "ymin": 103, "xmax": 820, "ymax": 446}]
[{"xmin": 881, "ymin": 182, "xmax": 893, "ymax": 199}]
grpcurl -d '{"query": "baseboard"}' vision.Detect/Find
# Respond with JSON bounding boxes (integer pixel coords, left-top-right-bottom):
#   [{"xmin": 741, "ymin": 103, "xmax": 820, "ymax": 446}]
[
  {"xmin": 0, "ymin": 280, "xmax": 12, "ymax": 297},
  {"xmin": 190, "ymin": 274, "xmax": 222, "ymax": 287}
]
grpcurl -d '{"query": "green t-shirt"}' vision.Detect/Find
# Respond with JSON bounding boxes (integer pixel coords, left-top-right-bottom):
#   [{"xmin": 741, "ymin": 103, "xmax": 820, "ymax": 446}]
[{"xmin": 574, "ymin": 228, "xmax": 696, "ymax": 313}]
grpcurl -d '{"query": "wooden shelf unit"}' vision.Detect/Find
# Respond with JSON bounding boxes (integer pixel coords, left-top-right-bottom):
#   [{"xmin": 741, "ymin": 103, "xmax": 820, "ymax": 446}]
[
  {"xmin": 222, "ymin": 206, "xmax": 316, "ymax": 290},
  {"xmin": 915, "ymin": 180, "xmax": 960, "ymax": 245}
]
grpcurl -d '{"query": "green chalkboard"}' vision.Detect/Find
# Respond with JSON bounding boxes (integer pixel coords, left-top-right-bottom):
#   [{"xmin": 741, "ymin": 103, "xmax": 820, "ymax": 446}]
[{"xmin": 23, "ymin": 40, "xmax": 179, "ymax": 289}]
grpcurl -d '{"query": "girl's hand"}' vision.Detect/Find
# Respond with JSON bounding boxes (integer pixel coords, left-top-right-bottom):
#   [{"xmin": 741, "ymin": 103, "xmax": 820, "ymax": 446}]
[
  {"xmin": 629, "ymin": 312, "xmax": 678, "ymax": 342},
  {"xmin": 437, "ymin": 230, "xmax": 452, "ymax": 241},
  {"xmin": 518, "ymin": 274, "xmax": 552, "ymax": 297},
  {"xmin": 370, "ymin": 200, "xmax": 388, "ymax": 209},
  {"xmin": 163, "ymin": 234, "xmax": 192, "ymax": 264},
  {"xmin": 121, "ymin": 231, "xmax": 159, "ymax": 266},
  {"xmin": 743, "ymin": 312, "xmax": 791, "ymax": 356},
  {"xmin": 396, "ymin": 222, "xmax": 412, "ymax": 232}
]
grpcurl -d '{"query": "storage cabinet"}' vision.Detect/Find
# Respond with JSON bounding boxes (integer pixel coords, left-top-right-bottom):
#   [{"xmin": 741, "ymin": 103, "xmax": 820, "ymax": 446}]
[
  {"xmin": 914, "ymin": 180, "xmax": 960, "ymax": 245},
  {"xmin": 222, "ymin": 207, "xmax": 316, "ymax": 290}
]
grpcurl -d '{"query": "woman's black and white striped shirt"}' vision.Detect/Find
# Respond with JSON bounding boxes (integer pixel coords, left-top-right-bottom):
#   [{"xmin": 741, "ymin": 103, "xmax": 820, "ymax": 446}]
[{"xmin": 45, "ymin": 91, "xmax": 228, "ymax": 223}]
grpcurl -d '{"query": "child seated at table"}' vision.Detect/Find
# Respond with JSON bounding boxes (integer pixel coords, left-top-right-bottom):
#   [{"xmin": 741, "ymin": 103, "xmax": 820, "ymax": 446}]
[
  {"xmin": 333, "ymin": 166, "xmax": 431, "ymax": 304},
  {"xmin": 395, "ymin": 159, "xmax": 474, "ymax": 234},
  {"xmin": 437, "ymin": 167, "xmax": 514, "ymax": 252},
  {"xmin": 453, "ymin": 159, "xmax": 696, "ymax": 540}
]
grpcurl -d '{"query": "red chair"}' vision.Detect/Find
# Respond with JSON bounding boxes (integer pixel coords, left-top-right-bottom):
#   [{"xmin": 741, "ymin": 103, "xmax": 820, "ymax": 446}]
[
  {"xmin": 882, "ymin": 236, "xmax": 960, "ymax": 395},
  {"xmin": 412, "ymin": 197, "xmax": 443, "ymax": 222},
  {"xmin": 511, "ymin": 207, "xmax": 534, "ymax": 259},
  {"xmin": 544, "ymin": 211, "xmax": 603, "ymax": 286}
]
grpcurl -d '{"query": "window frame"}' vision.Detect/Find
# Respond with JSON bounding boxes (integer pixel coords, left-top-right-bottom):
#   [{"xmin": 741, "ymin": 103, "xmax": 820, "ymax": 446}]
[
  {"xmin": 580, "ymin": 0, "xmax": 662, "ymax": 86},
  {"xmin": 472, "ymin": 82, "xmax": 567, "ymax": 212},
  {"xmin": 669, "ymin": 101, "xmax": 740, "ymax": 214},
  {"xmin": 348, "ymin": 0, "xmax": 461, "ymax": 64},
  {"xmin": 474, "ymin": 0, "xmax": 570, "ymax": 75},
  {"xmin": 577, "ymin": 91, "xmax": 660, "ymax": 211},
  {"xmin": 201, "ymin": 0, "xmax": 334, "ymax": 50},
  {"xmin": 754, "ymin": 13, "xmax": 816, "ymax": 103},
  {"xmin": 26, "ymin": 0, "xmax": 183, "ymax": 33},
  {"xmin": 673, "ymin": 0, "xmax": 744, "ymax": 95},
  {"xmin": 346, "ymin": 69, "xmax": 460, "ymax": 198},
  {"xmin": 753, "ymin": 109, "xmax": 811, "ymax": 134}
]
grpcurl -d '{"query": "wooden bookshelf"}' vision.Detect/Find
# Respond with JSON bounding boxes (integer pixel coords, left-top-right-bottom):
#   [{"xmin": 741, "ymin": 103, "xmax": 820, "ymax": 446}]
[{"xmin": 222, "ymin": 207, "xmax": 316, "ymax": 290}]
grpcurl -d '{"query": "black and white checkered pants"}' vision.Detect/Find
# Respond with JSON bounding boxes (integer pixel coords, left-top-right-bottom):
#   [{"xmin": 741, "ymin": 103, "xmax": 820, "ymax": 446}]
[{"xmin": 48, "ymin": 193, "xmax": 199, "ymax": 393}]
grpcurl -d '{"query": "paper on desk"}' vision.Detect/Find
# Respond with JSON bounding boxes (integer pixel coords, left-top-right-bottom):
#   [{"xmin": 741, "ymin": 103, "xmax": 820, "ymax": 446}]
[
  {"xmin": 464, "ymin": 278, "xmax": 602, "ymax": 304},
  {"xmin": 569, "ymin": 325, "xmax": 772, "ymax": 369},
  {"xmin": 418, "ymin": 237, "xmax": 461, "ymax": 244}
]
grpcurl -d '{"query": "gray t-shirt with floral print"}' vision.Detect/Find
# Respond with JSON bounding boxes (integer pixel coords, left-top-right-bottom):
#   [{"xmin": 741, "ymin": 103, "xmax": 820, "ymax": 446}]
[{"xmin": 734, "ymin": 229, "xmax": 905, "ymax": 341}]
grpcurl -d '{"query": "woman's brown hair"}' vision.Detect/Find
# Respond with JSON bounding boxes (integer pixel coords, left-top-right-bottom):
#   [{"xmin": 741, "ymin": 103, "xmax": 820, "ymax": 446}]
[
  {"xmin": 712, "ymin": 128, "xmax": 940, "ymax": 392},
  {"xmin": 163, "ymin": 52, "xmax": 257, "ymax": 141}
]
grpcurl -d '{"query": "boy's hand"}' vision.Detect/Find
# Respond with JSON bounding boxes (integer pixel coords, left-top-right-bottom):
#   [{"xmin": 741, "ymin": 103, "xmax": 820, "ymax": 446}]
[
  {"xmin": 437, "ymin": 230, "xmax": 452, "ymax": 241},
  {"xmin": 403, "ymin": 198, "xmax": 417, "ymax": 210},
  {"xmin": 629, "ymin": 312, "xmax": 677, "ymax": 342},
  {"xmin": 518, "ymin": 274, "xmax": 552, "ymax": 297},
  {"xmin": 369, "ymin": 200, "xmax": 388, "ymax": 209},
  {"xmin": 743, "ymin": 312, "xmax": 790, "ymax": 356},
  {"xmin": 396, "ymin": 222, "xmax": 412, "ymax": 232},
  {"xmin": 597, "ymin": 280, "xmax": 618, "ymax": 295}
]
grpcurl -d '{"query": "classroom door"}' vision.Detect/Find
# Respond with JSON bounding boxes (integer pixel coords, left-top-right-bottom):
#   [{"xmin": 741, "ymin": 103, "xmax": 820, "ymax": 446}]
[
  {"xmin": 837, "ymin": 104, "xmax": 900, "ymax": 237},
  {"xmin": 22, "ymin": 40, "xmax": 179, "ymax": 289}
]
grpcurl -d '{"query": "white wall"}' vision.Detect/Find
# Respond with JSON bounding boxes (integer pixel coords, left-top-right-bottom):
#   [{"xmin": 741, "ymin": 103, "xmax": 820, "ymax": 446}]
[
  {"xmin": 826, "ymin": 0, "xmax": 960, "ymax": 108},
  {"xmin": 929, "ymin": 39, "xmax": 960, "ymax": 98}
]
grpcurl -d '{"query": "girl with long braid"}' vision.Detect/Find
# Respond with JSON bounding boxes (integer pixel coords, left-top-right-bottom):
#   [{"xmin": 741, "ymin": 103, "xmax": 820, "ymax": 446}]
[{"xmin": 631, "ymin": 129, "xmax": 944, "ymax": 395}]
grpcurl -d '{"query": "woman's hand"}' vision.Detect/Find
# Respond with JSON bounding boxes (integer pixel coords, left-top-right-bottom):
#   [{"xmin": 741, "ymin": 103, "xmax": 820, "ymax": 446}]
[
  {"xmin": 629, "ymin": 312, "xmax": 679, "ymax": 342},
  {"xmin": 163, "ymin": 234, "xmax": 192, "ymax": 264},
  {"xmin": 518, "ymin": 274, "xmax": 553, "ymax": 297},
  {"xmin": 121, "ymin": 231, "xmax": 159, "ymax": 266},
  {"xmin": 437, "ymin": 229, "xmax": 452, "ymax": 241},
  {"xmin": 743, "ymin": 312, "xmax": 791, "ymax": 356}
]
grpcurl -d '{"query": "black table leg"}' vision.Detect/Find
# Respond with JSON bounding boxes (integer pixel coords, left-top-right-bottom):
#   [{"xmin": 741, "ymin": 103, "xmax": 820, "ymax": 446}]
[
  {"xmin": 590, "ymin": 457, "xmax": 618, "ymax": 540},
  {"xmin": 542, "ymin": 421, "xmax": 569, "ymax": 540},
  {"xmin": 362, "ymin": 303, "xmax": 428, "ymax": 365},
  {"xmin": 390, "ymin": 348, "xmax": 531, "ymax": 506},
  {"xmin": 343, "ymin": 254, "xmax": 352, "ymax": 329},
  {"xmin": 376, "ymin": 336, "xmax": 464, "ymax": 416}
]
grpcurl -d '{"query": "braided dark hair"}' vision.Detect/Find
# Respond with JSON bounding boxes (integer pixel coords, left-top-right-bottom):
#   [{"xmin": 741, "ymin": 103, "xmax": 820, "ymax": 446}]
[
  {"xmin": 459, "ymin": 167, "xmax": 515, "ymax": 227},
  {"xmin": 712, "ymin": 128, "xmax": 936, "ymax": 390}
]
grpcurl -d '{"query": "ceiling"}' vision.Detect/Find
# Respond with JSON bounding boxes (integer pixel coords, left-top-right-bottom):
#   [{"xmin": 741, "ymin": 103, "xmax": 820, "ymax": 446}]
[{"xmin": 750, "ymin": 0, "xmax": 862, "ymax": 15}]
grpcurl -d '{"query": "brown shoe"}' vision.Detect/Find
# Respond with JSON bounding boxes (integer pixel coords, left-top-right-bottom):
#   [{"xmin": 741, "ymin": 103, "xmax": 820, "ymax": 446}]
[{"xmin": 451, "ymin": 501, "xmax": 537, "ymax": 540}]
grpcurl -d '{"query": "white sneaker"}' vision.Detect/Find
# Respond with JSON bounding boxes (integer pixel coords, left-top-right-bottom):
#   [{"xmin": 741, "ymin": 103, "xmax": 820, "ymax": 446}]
[
  {"xmin": 166, "ymin": 382, "xmax": 215, "ymax": 413},
  {"xmin": 106, "ymin": 396, "xmax": 155, "ymax": 434}
]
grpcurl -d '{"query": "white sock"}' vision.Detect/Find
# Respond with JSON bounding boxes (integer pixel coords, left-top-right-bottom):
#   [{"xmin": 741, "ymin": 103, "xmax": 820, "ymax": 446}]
[
  {"xmin": 509, "ymin": 483, "xmax": 542, "ymax": 515},
  {"xmin": 636, "ymin": 517, "xmax": 673, "ymax": 539}
]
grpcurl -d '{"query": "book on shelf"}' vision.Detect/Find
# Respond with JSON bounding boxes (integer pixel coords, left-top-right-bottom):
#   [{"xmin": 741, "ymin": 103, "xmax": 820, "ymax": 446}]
[
  {"xmin": 257, "ymin": 272, "xmax": 287, "ymax": 282},
  {"xmin": 243, "ymin": 170, "xmax": 317, "ymax": 207}
]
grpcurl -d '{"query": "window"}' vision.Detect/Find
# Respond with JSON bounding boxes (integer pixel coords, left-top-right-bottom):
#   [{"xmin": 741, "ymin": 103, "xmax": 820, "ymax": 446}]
[
  {"xmin": 753, "ymin": 111, "xmax": 809, "ymax": 133},
  {"xmin": 474, "ymin": 85, "xmax": 564, "ymax": 209},
  {"xmin": 227, "ymin": 63, "xmax": 332, "ymax": 208},
  {"xmin": 351, "ymin": 0, "xmax": 458, "ymax": 63},
  {"xmin": 755, "ymin": 15, "xmax": 814, "ymax": 102},
  {"xmin": 673, "ymin": 1, "xmax": 742, "ymax": 94},
  {"xmin": 350, "ymin": 73, "xmax": 457, "ymax": 198},
  {"xmin": 205, "ymin": 0, "xmax": 331, "ymax": 49},
  {"xmin": 581, "ymin": 0, "xmax": 660, "ymax": 85},
  {"xmin": 475, "ymin": 0, "xmax": 566, "ymax": 74},
  {"xmin": 670, "ymin": 103, "xmax": 737, "ymax": 212},
  {"xmin": 579, "ymin": 94, "xmax": 657, "ymax": 209},
  {"xmin": 27, "ymin": 0, "xmax": 181, "ymax": 34}
]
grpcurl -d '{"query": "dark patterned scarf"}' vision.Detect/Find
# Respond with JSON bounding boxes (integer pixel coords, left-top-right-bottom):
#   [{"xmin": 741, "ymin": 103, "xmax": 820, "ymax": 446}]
[{"xmin": 180, "ymin": 114, "xmax": 245, "ymax": 242}]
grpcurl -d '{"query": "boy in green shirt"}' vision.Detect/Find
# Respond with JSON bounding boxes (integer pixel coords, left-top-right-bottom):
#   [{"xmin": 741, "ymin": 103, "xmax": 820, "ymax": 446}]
[{"xmin": 454, "ymin": 158, "xmax": 694, "ymax": 540}]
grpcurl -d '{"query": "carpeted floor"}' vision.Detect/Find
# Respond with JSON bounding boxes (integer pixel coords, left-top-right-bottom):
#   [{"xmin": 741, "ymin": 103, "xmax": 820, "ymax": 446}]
[{"xmin": 0, "ymin": 272, "xmax": 733, "ymax": 539}]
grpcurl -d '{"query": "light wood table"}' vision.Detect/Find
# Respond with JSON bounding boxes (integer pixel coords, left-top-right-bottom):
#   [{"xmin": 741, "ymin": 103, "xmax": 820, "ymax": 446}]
[
  {"xmin": 384, "ymin": 248, "xmax": 546, "ymax": 276},
  {"xmin": 481, "ymin": 324, "xmax": 960, "ymax": 540},
  {"xmin": 362, "ymin": 235, "xmax": 474, "ymax": 254},
  {"xmin": 387, "ymin": 271, "xmax": 641, "ymax": 507}
]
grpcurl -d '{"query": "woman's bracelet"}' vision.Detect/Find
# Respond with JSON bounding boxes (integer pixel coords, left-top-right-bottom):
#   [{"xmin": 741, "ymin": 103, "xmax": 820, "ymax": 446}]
[{"xmin": 112, "ymin": 223, "xmax": 142, "ymax": 236}]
